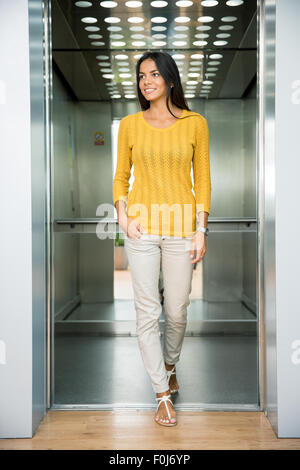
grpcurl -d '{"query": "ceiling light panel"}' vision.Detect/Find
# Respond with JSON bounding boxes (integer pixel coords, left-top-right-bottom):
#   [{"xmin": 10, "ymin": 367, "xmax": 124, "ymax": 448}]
[{"xmin": 52, "ymin": 0, "xmax": 257, "ymax": 100}]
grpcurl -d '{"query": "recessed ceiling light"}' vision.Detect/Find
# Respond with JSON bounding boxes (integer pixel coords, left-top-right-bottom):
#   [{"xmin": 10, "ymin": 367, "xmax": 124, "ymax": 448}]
[
  {"xmin": 81, "ymin": 17, "xmax": 97, "ymax": 23},
  {"xmin": 190, "ymin": 61, "xmax": 202, "ymax": 65},
  {"xmin": 88, "ymin": 34, "xmax": 103, "ymax": 39},
  {"xmin": 176, "ymin": 1, "xmax": 193, "ymax": 6},
  {"xmin": 131, "ymin": 41, "xmax": 146, "ymax": 46},
  {"xmin": 85, "ymin": 26, "xmax": 100, "ymax": 31},
  {"xmin": 75, "ymin": 1, "xmax": 92, "ymax": 6},
  {"xmin": 189, "ymin": 67, "xmax": 201, "ymax": 71},
  {"xmin": 195, "ymin": 33, "xmax": 209, "ymax": 38},
  {"xmin": 96, "ymin": 55, "xmax": 109, "ymax": 59},
  {"xmin": 122, "ymin": 81, "xmax": 133, "ymax": 85},
  {"xmin": 153, "ymin": 40, "xmax": 167, "ymax": 46},
  {"xmin": 134, "ymin": 54, "xmax": 143, "ymax": 59},
  {"xmin": 104, "ymin": 17, "xmax": 121, "ymax": 23},
  {"xmin": 171, "ymin": 53, "xmax": 185, "ymax": 59},
  {"xmin": 91, "ymin": 41, "xmax": 105, "ymax": 45},
  {"xmin": 130, "ymin": 26, "xmax": 144, "ymax": 31},
  {"xmin": 203, "ymin": 80, "xmax": 213, "ymax": 84},
  {"xmin": 207, "ymin": 67, "xmax": 218, "ymax": 71},
  {"xmin": 206, "ymin": 73, "xmax": 216, "ymax": 76},
  {"xmin": 117, "ymin": 62, "xmax": 129, "ymax": 66},
  {"xmin": 172, "ymin": 41, "xmax": 187, "ymax": 46},
  {"xmin": 128, "ymin": 16, "xmax": 144, "ymax": 23},
  {"xmin": 186, "ymin": 80, "xmax": 198, "ymax": 85},
  {"xmin": 118, "ymin": 67, "xmax": 130, "ymax": 72},
  {"xmin": 209, "ymin": 53, "xmax": 222, "ymax": 59},
  {"xmin": 175, "ymin": 17, "xmax": 191, "ymax": 23},
  {"xmin": 218, "ymin": 25, "xmax": 234, "ymax": 30},
  {"xmin": 110, "ymin": 34, "xmax": 124, "ymax": 39},
  {"xmin": 188, "ymin": 72, "xmax": 200, "ymax": 77},
  {"xmin": 196, "ymin": 25, "xmax": 211, "ymax": 30},
  {"xmin": 208, "ymin": 61, "xmax": 220, "ymax": 65},
  {"xmin": 221, "ymin": 16, "xmax": 237, "ymax": 22},
  {"xmin": 174, "ymin": 26, "xmax": 189, "ymax": 31},
  {"xmin": 197, "ymin": 16, "xmax": 214, "ymax": 22},
  {"xmin": 193, "ymin": 40, "xmax": 208, "ymax": 46},
  {"xmin": 216, "ymin": 33, "xmax": 231, "ymax": 38},
  {"xmin": 98, "ymin": 62, "xmax": 111, "ymax": 66},
  {"xmin": 115, "ymin": 54, "xmax": 129, "ymax": 59},
  {"xmin": 226, "ymin": 0, "xmax": 244, "ymax": 5},
  {"xmin": 201, "ymin": 0, "xmax": 218, "ymax": 6},
  {"xmin": 151, "ymin": 0, "xmax": 168, "ymax": 6},
  {"xmin": 107, "ymin": 27, "xmax": 122, "ymax": 32},
  {"xmin": 191, "ymin": 53, "xmax": 204, "ymax": 59},
  {"xmin": 152, "ymin": 25, "xmax": 167, "ymax": 31},
  {"xmin": 131, "ymin": 34, "xmax": 145, "ymax": 38},
  {"xmin": 100, "ymin": 68, "xmax": 112, "ymax": 73},
  {"xmin": 111, "ymin": 41, "xmax": 126, "ymax": 46},
  {"xmin": 120, "ymin": 73, "xmax": 132, "ymax": 77},
  {"xmin": 100, "ymin": 1, "xmax": 118, "ymax": 7},
  {"xmin": 213, "ymin": 40, "xmax": 228, "ymax": 45},
  {"xmin": 111, "ymin": 95, "xmax": 121, "ymax": 98},
  {"xmin": 126, "ymin": 1, "xmax": 143, "ymax": 6},
  {"xmin": 102, "ymin": 74, "xmax": 115, "ymax": 79},
  {"xmin": 151, "ymin": 16, "xmax": 168, "ymax": 23},
  {"xmin": 174, "ymin": 34, "xmax": 188, "ymax": 38},
  {"xmin": 125, "ymin": 94, "xmax": 136, "ymax": 98},
  {"xmin": 185, "ymin": 94, "xmax": 195, "ymax": 98}
]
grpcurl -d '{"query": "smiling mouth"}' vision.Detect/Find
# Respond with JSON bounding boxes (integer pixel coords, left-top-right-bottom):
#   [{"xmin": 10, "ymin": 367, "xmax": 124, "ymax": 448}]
[{"xmin": 144, "ymin": 89, "xmax": 156, "ymax": 94}]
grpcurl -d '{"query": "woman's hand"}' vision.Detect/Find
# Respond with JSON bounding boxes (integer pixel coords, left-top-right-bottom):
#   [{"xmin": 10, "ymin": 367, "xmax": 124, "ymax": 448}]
[
  {"xmin": 190, "ymin": 231, "xmax": 207, "ymax": 264},
  {"xmin": 119, "ymin": 215, "xmax": 146, "ymax": 239}
]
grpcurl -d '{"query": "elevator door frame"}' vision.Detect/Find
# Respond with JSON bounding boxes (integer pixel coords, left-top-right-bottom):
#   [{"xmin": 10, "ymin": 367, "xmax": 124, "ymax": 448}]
[{"xmin": 44, "ymin": 0, "xmax": 266, "ymax": 412}]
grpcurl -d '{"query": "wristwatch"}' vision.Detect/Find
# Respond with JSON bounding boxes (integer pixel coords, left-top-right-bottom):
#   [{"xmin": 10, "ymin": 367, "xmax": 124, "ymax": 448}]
[{"xmin": 196, "ymin": 226, "xmax": 209, "ymax": 236}]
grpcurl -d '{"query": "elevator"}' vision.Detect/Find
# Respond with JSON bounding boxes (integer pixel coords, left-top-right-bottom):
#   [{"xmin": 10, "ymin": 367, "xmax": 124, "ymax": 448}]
[{"xmin": 46, "ymin": 0, "xmax": 262, "ymax": 412}]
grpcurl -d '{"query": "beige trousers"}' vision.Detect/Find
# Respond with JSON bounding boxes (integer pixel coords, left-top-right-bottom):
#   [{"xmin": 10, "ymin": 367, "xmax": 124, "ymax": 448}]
[{"xmin": 124, "ymin": 234, "xmax": 194, "ymax": 393}]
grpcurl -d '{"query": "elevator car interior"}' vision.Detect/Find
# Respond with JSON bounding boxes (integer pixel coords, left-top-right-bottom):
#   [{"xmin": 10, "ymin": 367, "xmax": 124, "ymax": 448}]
[{"xmin": 49, "ymin": 0, "xmax": 259, "ymax": 411}]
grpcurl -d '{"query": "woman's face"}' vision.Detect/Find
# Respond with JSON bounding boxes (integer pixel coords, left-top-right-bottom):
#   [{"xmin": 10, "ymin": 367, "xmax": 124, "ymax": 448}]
[{"xmin": 138, "ymin": 58, "xmax": 169, "ymax": 102}]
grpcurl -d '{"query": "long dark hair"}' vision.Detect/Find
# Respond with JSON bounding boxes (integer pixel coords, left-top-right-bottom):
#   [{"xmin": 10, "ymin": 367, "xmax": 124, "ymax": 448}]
[{"xmin": 136, "ymin": 51, "xmax": 194, "ymax": 121}]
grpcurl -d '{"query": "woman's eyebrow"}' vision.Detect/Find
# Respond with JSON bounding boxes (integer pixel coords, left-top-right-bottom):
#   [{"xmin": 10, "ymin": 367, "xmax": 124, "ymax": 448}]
[{"xmin": 139, "ymin": 69, "xmax": 158, "ymax": 74}]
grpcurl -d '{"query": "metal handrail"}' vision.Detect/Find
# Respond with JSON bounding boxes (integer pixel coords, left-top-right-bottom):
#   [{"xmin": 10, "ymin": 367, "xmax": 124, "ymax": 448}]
[{"xmin": 55, "ymin": 217, "xmax": 257, "ymax": 224}]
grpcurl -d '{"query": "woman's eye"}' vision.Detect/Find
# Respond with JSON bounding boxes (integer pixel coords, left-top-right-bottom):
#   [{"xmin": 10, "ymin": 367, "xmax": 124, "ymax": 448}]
[{"xmin": 139, "ymin": 73, "xmax": 159, "ymax": 79}]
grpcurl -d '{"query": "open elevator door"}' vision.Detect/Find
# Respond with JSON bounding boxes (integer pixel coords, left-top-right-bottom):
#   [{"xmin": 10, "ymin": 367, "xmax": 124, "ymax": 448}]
[{"xmin": 46, "ymin": 0, "xmax": 262, "ymax": 411}]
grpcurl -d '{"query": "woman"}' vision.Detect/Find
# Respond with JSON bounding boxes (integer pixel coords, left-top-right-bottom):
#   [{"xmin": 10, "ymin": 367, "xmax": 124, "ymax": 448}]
[{"xmin": 113, "ymin": 51, "xmax": 211, "ymax": 427}]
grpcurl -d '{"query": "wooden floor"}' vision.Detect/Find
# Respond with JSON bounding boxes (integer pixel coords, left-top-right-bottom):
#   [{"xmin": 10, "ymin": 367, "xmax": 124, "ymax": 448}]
[{"xmin": 1, "ymin": 410, "xmax": 300, "ymax": 449}]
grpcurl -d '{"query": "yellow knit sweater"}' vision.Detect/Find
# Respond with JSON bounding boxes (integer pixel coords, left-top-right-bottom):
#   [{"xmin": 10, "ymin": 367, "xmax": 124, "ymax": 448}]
[{"xmin": 113, "ymin": 108, "xmax": 211, "ymax": 237}]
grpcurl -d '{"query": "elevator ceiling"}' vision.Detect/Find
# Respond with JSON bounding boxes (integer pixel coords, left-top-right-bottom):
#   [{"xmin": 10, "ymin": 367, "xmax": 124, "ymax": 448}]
[{"xmin": 52, "ymin": 0, "xmax": 257, "ymax": 101}]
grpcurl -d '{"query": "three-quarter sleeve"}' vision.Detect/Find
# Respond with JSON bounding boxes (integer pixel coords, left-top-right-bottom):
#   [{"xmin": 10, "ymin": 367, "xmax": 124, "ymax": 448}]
[
  {"xmin": 113, "ymin": 116, "xmax": 133, "ymax": 207},
  {"xmin": 192, "ymin": 116, "xmax": 211, "ymax": 215}
]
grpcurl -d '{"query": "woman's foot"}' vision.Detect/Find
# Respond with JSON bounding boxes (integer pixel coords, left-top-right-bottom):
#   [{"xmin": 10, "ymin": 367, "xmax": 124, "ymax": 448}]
[
  {"xmin": 165, "ymin": 362, "xmax": 179, "ymax": 393},
  {"xmin": 155, "ymin": 390, "xmax": 176, "ymax": 425}
]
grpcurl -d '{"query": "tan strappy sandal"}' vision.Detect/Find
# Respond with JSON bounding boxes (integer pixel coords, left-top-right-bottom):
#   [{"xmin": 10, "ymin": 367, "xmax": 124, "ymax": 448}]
[{"xmin": 154, "ymin": 394, "xmax": 177, "ymax": 427}]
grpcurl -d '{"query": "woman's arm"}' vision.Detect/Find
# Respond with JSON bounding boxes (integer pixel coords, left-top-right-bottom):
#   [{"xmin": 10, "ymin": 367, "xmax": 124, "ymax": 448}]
[
  {"xmin": 190, "ymin": 116, "xmax": 211, "ymax": 264},
  {"xmin": 193, "ymin": 115, "xmax": 211, "ymax": 227}
]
